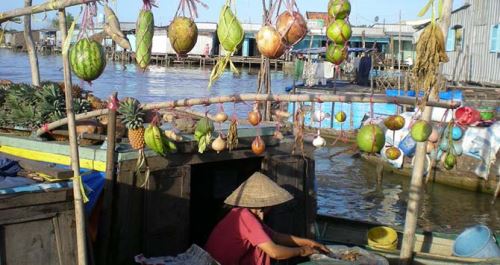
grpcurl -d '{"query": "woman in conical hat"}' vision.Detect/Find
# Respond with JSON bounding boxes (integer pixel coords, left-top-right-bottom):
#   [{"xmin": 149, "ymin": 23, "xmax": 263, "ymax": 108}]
[{"xmin": 205, "ymin": 172, "xmax": 329, "ymax": 265}]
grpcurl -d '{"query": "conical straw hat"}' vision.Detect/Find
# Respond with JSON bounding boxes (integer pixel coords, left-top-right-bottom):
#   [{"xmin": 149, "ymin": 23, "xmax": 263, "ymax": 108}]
[{"xmin": 224, "ymin": 172, "xmax": 294, "ymax": 208}]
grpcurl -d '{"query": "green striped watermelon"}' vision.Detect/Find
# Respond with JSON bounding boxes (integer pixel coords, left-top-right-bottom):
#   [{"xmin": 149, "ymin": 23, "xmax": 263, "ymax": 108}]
[
  {"xmin": 69, "ymin": 39, "xmax": 106, "ymax": 81},
  {"xmin": 136, "ymin": 10, "xmax": 154, "ymax": 69}
]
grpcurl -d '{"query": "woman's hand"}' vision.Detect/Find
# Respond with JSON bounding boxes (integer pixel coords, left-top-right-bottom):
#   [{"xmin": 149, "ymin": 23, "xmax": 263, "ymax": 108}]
[
  {"xmin": 299, "ymin": 246, "xmax": 319, "ymax": 257},
  {"xmin": 300, "ymin": 239, "xmax": 331, "ymax": 254}
]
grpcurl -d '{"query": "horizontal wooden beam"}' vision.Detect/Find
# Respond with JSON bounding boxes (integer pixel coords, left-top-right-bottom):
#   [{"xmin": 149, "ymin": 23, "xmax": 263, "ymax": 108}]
[
  {"xmin": 0, "ymin": 0, "xmax": 98, "ymax": 24},
  {"xmin": 35, "ymin": 93, "xmax": 461, "ymax": 136}
]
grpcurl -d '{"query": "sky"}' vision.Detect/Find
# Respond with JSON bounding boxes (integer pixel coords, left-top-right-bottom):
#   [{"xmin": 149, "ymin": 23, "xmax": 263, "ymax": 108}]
[{"xmin": 1, "ymin": 0, "xmax": 464, "ymax": 29}]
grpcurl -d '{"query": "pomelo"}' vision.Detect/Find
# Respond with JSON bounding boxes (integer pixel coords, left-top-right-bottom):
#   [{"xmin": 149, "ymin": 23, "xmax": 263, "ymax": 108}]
[
  {"xmin": 356, "ymin": 124, "xmax": 385, "ymax": 153},
  {"xmin": 410, "ymin": 120, "xmax": 432, "ymax": 142},
  {"xmin": 327, "ymin": 19, "xmax": 352, "ymax": 44}
]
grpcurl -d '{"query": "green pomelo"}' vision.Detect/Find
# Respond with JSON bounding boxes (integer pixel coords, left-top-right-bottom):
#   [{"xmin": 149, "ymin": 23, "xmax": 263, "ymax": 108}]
[
  {"xmin": 326, "ymin": 44, "xmax": 347, "ymax": 65},
  {"xmin": 136, "ymin": 10, "xmax": 154, "ymax": 69},
  {"xmin": 328, "ymin": 0, "xmax": 351, "ymax": 19},
  {"xmin": 327, "ymin": 19, "xmax": 352, "ymax": 44},
  {"xmin": 217, "ymin": 5, "xmax": 244, "ymax": 53},
  {"xmin": 411, "ymin": 120, "xmax": 432, "ymax": 142},
  {"xmin": 69, "ymin": 39, "xmax": 106, "ymax": 81},
  {"xmin": 356, "ymin": 124, "xmax": 385, "ymax": 153},
  {"xmin": 384, "ymin": 115, "xmax": 405, "ymax": 131},
  {"xmin": 168, "ymin": 17, "xmax": 198, "ymax": 55}
]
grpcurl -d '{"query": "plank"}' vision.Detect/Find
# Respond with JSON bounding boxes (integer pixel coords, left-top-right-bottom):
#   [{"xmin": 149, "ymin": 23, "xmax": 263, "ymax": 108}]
[
  {"xmin": 0, "ymin": 189, "xmax": 71, "ymax": 210},
  {"xmin": 0, "ymin": 152, "xmax": 73, "ymax": 179}
]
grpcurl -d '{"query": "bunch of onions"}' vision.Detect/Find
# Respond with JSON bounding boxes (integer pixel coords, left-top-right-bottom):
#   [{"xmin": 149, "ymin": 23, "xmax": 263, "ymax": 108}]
[
  {"xmin": 276, "ymin": 11, "xmax": 307, "ymax": 46},
  {"xmin": 256, "ymin": 26, "xmax": 286, "ymax": 59}
]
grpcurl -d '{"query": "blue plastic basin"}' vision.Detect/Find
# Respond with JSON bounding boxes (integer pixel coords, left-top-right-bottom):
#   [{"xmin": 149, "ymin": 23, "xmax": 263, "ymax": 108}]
[{"xmin": 453, "ymin": 225, "xmax": 500, "ymax": 258}]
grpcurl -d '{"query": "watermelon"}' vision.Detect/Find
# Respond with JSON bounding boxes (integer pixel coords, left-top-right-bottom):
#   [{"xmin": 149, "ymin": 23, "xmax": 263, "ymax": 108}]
[
  {"xmin": 328, "ymin": 0, "xmax": 351, "ymax": 19},
  {"xmin": 327, "ymin": 19, "xmax": 352, "ymax": 44},
  {"xmin": 69, "ymin": 39, "xmax": 106, "ymax": 81},
  {"xmin": 168, "ymin": 17, "xmax": 198, "ymax": 55},
  {"xmin": 326, "ymin": 44, "xmax": 347, "ymax": 65},
  {"xmin": 136, "ymin": 10, "xmax": 154, "ymax": 69}
]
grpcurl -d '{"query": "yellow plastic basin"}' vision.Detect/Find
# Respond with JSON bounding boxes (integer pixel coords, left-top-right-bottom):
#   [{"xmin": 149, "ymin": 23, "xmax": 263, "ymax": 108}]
[{"xmin": 367, "ymin": 226, "xmax": 398, "ymax": 250}]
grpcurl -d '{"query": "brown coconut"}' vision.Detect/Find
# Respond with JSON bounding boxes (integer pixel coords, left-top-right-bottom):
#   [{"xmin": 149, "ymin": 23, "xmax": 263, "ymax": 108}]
[
  {"xmin": 256, "ymin": 26, "xmax": 286, "ymax": 59},
  {"xmin": 276, "ymin": 11, "xmax": 307, "ymax": 46}
]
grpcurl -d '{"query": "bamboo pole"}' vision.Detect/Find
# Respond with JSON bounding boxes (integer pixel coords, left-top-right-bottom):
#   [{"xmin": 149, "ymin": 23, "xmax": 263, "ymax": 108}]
[
  {"xmin": 0, "ymin": 0, "xmax": 98, "ymax": 23},
  {"xmin": 23, "ymin": 0, "xmax": 40, "ymax": 86},
  {"xmin": 58, "ymin": 9, "xmax": 88, "ymax": 265},
  {"xmin": 399, "ymin": 1, "xmax": 453, "ymax": 264},
  {"xmin": 97, "ymin": 92, "xmax": 118, "ymax": 264},
  {"xmin": 35, "ymin": 93, "xmax": 461, "ymax": 137}
]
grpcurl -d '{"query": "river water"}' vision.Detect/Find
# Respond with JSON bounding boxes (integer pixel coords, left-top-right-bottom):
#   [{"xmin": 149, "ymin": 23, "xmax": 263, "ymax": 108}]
[{"xmin": 1, "ymin": 49, "xmax": 499, "ymax": 234}]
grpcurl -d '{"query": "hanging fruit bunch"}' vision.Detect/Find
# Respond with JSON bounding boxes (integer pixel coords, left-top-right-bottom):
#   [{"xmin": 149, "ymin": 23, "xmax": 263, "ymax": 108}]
[
  {"xmin": 276, "ymin": 0, "xmax": 308, "ymax": 46},
  {"xmin": 144, "ymin": 113, "xmax": 177, "ymax": 156},
  {"xmin": 212, "ymin": 104, "xmax": 228, "ymax": 154},
  {"xmin": 326, "ymin": 0, "xmax": 351, "ymax": 65},
  {"xmin": 413, "ymin": 0, "xmax": 449, "ymax": 108},
  {"xmin": 208, "ymin": 0, "xmax": 244, "ymax": 88},
  {"xmin": 136, "ymin": 0, "xmax": 155, "ymax": 70},
  {"xmin": 194, "ymin": 116, "xmax": 214, "ymax": 153},
  {"xmin": 168, "ymin": 0, "xmax": 207, "ymax": 56},
  {"xmin": 439, "ymin": 121, "xmax": 462, "ymax": 170},
  {"xmin": 103, "ymin": 5, "xmax": 131, "ymax": 50},
  {"xmin": 69, "ymin": 3, "xmax": 106, "ymax": 82}
]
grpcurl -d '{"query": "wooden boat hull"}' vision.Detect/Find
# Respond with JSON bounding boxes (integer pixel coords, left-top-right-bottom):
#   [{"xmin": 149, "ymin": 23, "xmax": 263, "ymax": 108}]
[{"xmin": 315, "ymin": 214, "xmax": 500, "ymax": 265}]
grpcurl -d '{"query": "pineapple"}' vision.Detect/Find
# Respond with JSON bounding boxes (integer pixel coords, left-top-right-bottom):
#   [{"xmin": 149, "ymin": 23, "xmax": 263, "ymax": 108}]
[{"xmin": 119, "ymin": 98, "xmax": 145, "ymax": 150}]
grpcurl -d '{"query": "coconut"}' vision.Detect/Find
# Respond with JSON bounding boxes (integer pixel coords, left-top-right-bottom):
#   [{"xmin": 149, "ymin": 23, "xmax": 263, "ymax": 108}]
[
  {"xmin": 384, "ymin": 115, "xmax": 405, "ymax": 131},
  {"xmin": 326, "ymin": 44, "xmax": 347, "ymax": 65},
  {"xmin": 356, "ymin": 124, "xmax": 385, "ymax": 153},
  {"xmin": 385, "ymin": 147, "xmax": 402, "ymax": 160},
  {"xmin": 168, "ymin": 17, "xmax": 198, "ymax": 55},
  {"xmin": 327, "ymin": 19, "xmax": 352, "ymax": 44},
  {"xmin": 328, "ymin": 0, "xmax": 351, "ymax": 19},
  {"xmin": 256, "ymin": 26, "xmax": 286, "ymax": 59},
  {"xmin": 276, "ymin": 11, "xmax": 307, "ymax": 46},
  {"xmin": 410, "ymin": 120, "xmax": 432, "ymax": 142}
]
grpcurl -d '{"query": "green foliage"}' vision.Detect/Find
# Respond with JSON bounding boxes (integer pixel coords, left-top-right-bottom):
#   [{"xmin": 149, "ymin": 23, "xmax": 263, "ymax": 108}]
[{"xmin": 50, "ymin": 13, "xmax": 76, "ymax": 30}]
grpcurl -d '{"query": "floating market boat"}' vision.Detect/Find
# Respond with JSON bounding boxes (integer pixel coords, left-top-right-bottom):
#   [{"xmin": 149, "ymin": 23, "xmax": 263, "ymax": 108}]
[{"xmin": 312, "ymin": 214, "xmax": 500, "ymax": 265}]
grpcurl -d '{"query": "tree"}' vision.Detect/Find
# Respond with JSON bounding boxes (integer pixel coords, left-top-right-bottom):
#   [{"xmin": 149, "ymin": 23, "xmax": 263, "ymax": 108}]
[{"xmin": 50, "ymin": 13, "xmax": 76, "ymax": 30}]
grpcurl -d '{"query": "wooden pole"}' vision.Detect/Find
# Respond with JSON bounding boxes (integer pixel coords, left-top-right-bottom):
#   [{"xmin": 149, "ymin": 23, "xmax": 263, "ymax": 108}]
[
  {"xmin": 23, "ymin": 0, "xmax": 40, "ymax": 86},
  {"xmin": 97, "ymin": 92, "xmax": 118, "ymax": 264},
  {"xmin": 0, "ymin": 0, "xmax": 98, "ymax": 23},
  {"xmin": 398, "ymin": 10, "xmax": 402, "ymax": 93},
  {"xmin": 35, "ymin": 93, "xmax": 461, "ymax": 137},
  {"xmin": 399, "ymin": 1, "xmax": 453, "ymax": 264},
  {"xmin": 58, "ymin": 9, "xmax": 88, "ymax": 265}
]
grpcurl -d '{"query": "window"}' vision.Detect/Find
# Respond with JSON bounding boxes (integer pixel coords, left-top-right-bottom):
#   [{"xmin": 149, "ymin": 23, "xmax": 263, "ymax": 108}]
[
  {"xmin": 491, "ymin": 24, "xmax": 500, "ymax": 52},
  {"xmin": 446, "ymin": 25, "xmax": 464, "ymax": 52}
]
